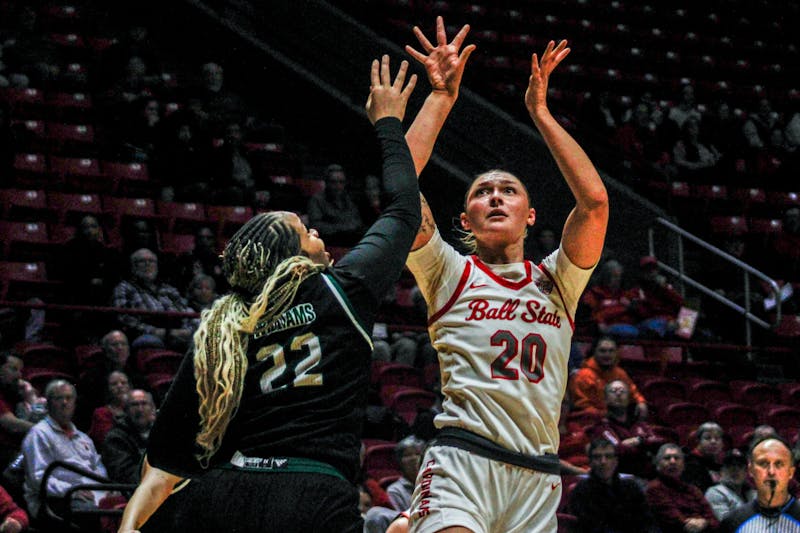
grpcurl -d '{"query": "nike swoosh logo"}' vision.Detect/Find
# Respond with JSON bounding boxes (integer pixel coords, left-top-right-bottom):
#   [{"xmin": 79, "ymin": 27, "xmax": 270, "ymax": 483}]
[
  {"xmin": 551, "ymin": 482, "xmax": 561, "ymax": 491},
  {"xmin": 469, "ymin": 281, "xmax": 488, "ymax": 289}
]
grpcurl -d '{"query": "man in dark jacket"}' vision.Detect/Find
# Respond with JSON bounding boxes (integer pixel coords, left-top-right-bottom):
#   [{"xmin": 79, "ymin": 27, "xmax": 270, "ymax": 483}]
[
  {"xmin": 102, "ymin": 389, "xmax": 156, "ymax": 484},
  {"xmin": 568, "ymin": 438, "xmax": 658, "ymax": 532}
]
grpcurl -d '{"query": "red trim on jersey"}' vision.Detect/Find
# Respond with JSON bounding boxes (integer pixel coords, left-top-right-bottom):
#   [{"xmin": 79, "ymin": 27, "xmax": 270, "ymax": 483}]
[
  {"xmin": 428, "ymin": 261, "xmax": 472, "ymax": 326},
  {"xmin": 471, "ymin": 256, "xmax": 532, "ymax": 290},
  {"xmin": 538, "ymin": 263, "xmax": 575, "ymax": 331}
]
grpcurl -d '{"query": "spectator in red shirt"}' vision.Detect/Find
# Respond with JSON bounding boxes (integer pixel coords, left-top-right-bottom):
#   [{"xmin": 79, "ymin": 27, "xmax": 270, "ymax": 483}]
[
  {"xmin": 646, "ymin": 443, "xmax": 719, "ymax": 533},
  {"xmin": 0, "ymin": 485, "xmax": 28, "ymax": 533},
  {"xmin": 0, "ymin": 352, "xmax": 34, "ymax": 468}
]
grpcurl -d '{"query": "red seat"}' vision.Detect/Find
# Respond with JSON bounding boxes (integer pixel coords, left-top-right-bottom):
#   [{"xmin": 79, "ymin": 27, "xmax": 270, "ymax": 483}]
[
  {"xmin": 639, "ymin": 377, "xmax": 687, "ymax": 411},
  {"xmin": 763, "ymin": 406, "xmax": 800, "ymax": 435},
  {"xmin": 557, "ymin": 513, "xmax": 579, "ymax": 533},
  {"xmin": 156, "ymin": 201, "xmax": 208, "ymax": 234},
  {"xmin": 686, "ymin": 379, "xmax": 732, "ymax": 405},
  {"xmin": 102, "ymin": 161, "xmax": 152, "ymax": 196},
  {"xmin": 74, "ymin": 344, "xmax": 104, "ymax": 371},
  {"xmin": 13, "ymin": 152, "xmax": 49, "ymax": 175},
  {"xmin": 50, "ymin": 156, "xmax": 108, "ymax": 192},
  {"xmin": 709, "ymin": 215, "xmax": 748, "ymax": 235},
  {"xmin": 711, "ymin": 402, "xmax": 759, "ymax": 428},
  {"xmin": 376, "ymin": 363, "xmax": 423, "ymax": 388},
  {"xmin": 46, "ymin": 122, "xmax": 95, "ymax": 151},
  {"xmin": 294, "ymin": 178, "xmax": 325, "ymax": 198},
  {"xmin": 146, "ymin": 373, "xmax": 174, "ymax": 404},
  {"xmin": 0, "ymin": 221, "xmax": 55, "ymax": 263},
  {"xmin": 363, "ymin": 443, "xmax": 400, "ymax": 481},
  {"xmin": 206, "ymin": 205, "xmax": 254, "ymax": 238},
  {"xmin": 0, "ymin": 189, "xmax": 53, "ymax": 222},
  {"xmin": 766, "ymin": 191, "xmax": 799, "ymax": 209},
  {"xmin": 777, "ymin": 382, "xmax": 800, "ymax": 405},
  {"xmin": 47, "ymin": 191, "xmax": 103, "ymax": 225},
  {"xmin": 748, "ymin": 218, "xmax": 783, "ymax": 235},
  {"xmin": 102, "ymin": 196, "xmax": 163, "ymax": 231},
  {"xmin": 22, "ymin": 368, "xmax": 75, "ymax": 393},
  {"xmin": 160, "ymin": 233, "xmax": 195, "ymax": 257},
  {"xmin": 659, "ymin": 401, "xmax": 709, "ymax": 428},
  {"xmin": 729, "ymin": 380, "xmax": 781, "ymax": 406},
  {"xmin": 0, "ymin": 261, "xmax": 61, "ymax": 301},
  {"xmin": 17, "ymin": 342, "xmax": 75, "ymax": 375},
  {"xmin": 387, "ymin": 388, "xmax": 437, "ymax": 425},
  {"xmin": 135, "ymin": 349, "xmax": 184, "ymax": 375}
]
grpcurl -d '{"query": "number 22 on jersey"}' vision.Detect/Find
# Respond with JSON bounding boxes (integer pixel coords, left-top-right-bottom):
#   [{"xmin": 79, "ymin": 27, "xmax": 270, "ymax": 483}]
[{"xmin": 256, "ymin": 333, "xmax": 323, "ymax": 393}]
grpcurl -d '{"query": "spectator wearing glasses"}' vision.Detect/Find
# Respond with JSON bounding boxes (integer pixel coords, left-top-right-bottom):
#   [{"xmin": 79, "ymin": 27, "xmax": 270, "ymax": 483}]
[
  {"xmin": 569, "ymin": 336, "xmax": 648, "ymax": 419},
  {"xmin": 111, "ymin": 248, "xmax": 197, "ymax": 352}
]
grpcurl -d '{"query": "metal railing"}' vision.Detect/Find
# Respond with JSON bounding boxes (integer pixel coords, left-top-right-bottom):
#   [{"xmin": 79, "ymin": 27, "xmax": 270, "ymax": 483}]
[{"xmin": 648, "ymin": 216, "xmax": 781, "ymax": 347}]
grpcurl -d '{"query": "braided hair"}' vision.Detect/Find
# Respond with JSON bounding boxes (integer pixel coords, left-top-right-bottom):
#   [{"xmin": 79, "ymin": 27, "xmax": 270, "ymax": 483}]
[{"xmin": 192, "ymin": 212, "xmax": 324, "ymax": 465}]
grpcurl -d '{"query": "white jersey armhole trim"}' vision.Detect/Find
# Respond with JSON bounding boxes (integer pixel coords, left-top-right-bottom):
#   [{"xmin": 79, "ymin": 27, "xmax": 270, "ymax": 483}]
[{"xmin": 321, "ymin": 273, "xmax": 374, "ymax": 350}]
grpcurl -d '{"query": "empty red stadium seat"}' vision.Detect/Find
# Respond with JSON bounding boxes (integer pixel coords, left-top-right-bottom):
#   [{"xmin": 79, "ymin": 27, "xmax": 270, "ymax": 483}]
[
  {"xmin": 387, "ymin": 388, "xmax": 436, "ymax": 425},
  {"xmin": 47, "ymin": 191, "xmax": 103, "ymax": 224},
  {"xmin": 711, "ymin": 402, "xmax": 759, "ymax": 429},
  {"xmin": 728, "ymin": 380, "xmax": 781, "ymax": 406},
  {"xmin": 363, "ymin": 443, "xmax": 400, "ymax": 481},
  {"xmin": 659, "ymin": 402, "xmax": 709, "ymax": 428}
]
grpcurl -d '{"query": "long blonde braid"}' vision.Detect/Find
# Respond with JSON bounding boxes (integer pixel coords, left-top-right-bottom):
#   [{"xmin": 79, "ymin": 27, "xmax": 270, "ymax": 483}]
[{"xmin": 192, "ymin": 212, "xmax": 323, "ymax": 465}]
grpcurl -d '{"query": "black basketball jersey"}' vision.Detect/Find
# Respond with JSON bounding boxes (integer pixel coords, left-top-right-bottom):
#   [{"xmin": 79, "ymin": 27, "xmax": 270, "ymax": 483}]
[{"xmin": 146, "ymin": 117, "xmax": 419, "ymax": 484}]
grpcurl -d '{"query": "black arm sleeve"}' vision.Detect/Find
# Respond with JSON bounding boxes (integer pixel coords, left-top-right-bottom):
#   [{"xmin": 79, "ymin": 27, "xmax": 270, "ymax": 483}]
[{"xmin": 333, "ymin": 117, "xmax": 421, "ymax": 303}]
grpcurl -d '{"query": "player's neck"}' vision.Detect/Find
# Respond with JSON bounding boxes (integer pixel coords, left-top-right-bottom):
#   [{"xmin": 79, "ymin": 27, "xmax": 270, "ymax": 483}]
[{"xmin": 476, "ymin": 242, "xmax": 524, "ymax": 265}]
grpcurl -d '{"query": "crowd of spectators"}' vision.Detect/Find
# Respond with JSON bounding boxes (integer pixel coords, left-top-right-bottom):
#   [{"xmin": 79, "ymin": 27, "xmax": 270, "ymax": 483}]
[{"xmin": 1, "ymin": 2, "xmax": 800, "ymax": 532}]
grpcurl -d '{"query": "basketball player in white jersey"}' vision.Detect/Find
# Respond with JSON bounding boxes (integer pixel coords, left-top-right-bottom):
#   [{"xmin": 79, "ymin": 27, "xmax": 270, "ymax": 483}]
[{"xmin": 402, "ymin": 18, "xmax": 609, "ymax": 533}]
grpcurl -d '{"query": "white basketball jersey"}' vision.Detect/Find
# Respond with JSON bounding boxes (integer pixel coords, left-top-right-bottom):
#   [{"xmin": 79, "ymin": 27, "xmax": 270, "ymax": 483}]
[{"xmin": 407, "ymin": 230, "xmax": 594, "ymax": 456}]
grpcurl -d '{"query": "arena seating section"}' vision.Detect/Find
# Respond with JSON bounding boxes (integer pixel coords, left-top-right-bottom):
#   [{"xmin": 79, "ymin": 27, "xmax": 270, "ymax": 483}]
[{"xmin": 1, "ymin": 1, "xmax": 800, "ymax": 530}]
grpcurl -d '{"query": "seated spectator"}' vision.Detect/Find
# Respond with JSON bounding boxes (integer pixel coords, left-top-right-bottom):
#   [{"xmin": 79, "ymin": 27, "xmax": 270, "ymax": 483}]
[
  {"xmin": 172, "ymin": 227, "xmax": 227, "ymax": 293},
  {"xmin": 152, "ymin": 113, "xmax": 212, "ymax": 203},
  {"xmin": 21, "ymin": 380, "xmax": 107, "ymax": 521},
  {"xmin": 60, "ymin": 215, "xmax": 122, "ymax": 312},
  {"xmin": 645, "ymin": 443, "xmax": 719, "ymax": 533},
  {"xmin": 209, "ymin": 121, "xmax": 257, "ymax": 206},
  {"xmin": 569, "ymin": 336, "xmax": 648, "ymax": 418},
  {"xmin": 581, "ymin": 260, "xmax": 639, "ymax": 337},
  {"xmin": 628, "ymin": 256, "xmax": 684, "ymax": 338},
  {"xmin": 0, "ymin": 352, "xmax": 33, "ymax": 468},
  {"xmin": 77, "ymin": 330, "xmax": 144, "ymax": 428},
  {"xmin": 387, "ymin": 435, "xmax": 425, "ymax": 512},
  {"xmin": 307, "ymin": 164, "xmax": 365, "ymax": 246},
  {"xmin": 120, "ymin": 219, "xmax": 161, "ymax": 260},
  {"xmin": 665, "ymin": 84, "xmax": 702, "ymax": 143},
  {"xmin": 684, "ymin": 421, "xmax": 725, "ymax": 492},
  {"xmin": 110, "ymin": 248, "xmax": 197, "ymax": 352},
  {"xmin": 672, "ymin": 117, "xmax": 721, "ymax": 182},
  {"xmin": 587, "ymin": 380, "xmax": 661, "ymax": 478},
  {"xmin": 194, "ymin": 62, "xmax": 247, "ymax": 133},
  {"xmin": 567, "ymin": 438, "xmax": 658, "ymax": 532},
  {"xmin": 704, "ymin": 449, "xmax": 753, "ymax": 521},
  {"xmin": 102, "ymin": 389, "xmax": 155, "ymax": 484},
  {"xmin": 0, "ymin": 484, "xmax": 28, "ymax": 533},
  {"xmin": 88, "ymin": 371, "xmax": 131, "ymax": 447},
  {"xmin": 186, "ymin": 274, "xmax": 218, "ymax": 313}
]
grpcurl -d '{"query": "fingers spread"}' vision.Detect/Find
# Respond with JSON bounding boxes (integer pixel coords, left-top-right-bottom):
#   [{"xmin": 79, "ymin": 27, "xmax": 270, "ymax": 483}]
[
  {"xmin": 413, "ymin": 25, "xmax": 435, "ymax": 52},
  {"xmin": 370, "ymin": 59, "xmax": 380, "ymax": 88},
  {"xmin": 451, "ymin": 24, "xmax": 471, "ymax": 49},
  {"xmin": 435, "ymin": 15, "xmax": 447, "ymax": 45},
  {"xmin": 405, "ymin": 44, "xmax": 427, "ymax": 64},
  {"xmin": 380, "ymin": 54, "xmax": 391, "ymax": 86},
  {"xmin": 393, "ymin": 60, "xmax": 409, "ymax": 88},
  {"xmin": 401, "ymin": 73, "xmax": 418, "ymax": 99}
]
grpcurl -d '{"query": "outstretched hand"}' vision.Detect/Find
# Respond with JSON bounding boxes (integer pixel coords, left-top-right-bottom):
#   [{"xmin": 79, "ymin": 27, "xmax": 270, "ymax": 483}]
[
  {"xmin": 405, "ymin": 16, "xmax": 476, "ymax": 97},
  {"xmin": 366, "ymin": 55, "xmax": 417, "ymax": 125},
  {"xmin": 524, "ymin": 39, "xmax": 570, "ymax": 116}
]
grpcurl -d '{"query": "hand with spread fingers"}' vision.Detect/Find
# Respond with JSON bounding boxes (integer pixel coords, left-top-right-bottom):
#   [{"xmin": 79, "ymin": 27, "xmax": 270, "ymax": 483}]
[
  {"xmin": 366, "ymin": 55, "xmax": 417, "ymax": 124},
  {"xmin": 525, "ymin": 39, "xmax": 570, "ymax": 116},
  {"xmin": 405, "ymin": 15, "xmax": 476, "ymax": 98}
]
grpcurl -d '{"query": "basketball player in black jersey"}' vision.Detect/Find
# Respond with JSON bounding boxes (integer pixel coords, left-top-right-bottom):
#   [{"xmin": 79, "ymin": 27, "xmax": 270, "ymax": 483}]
[{"xmin": 118, "ymin": 56, "xmax": 419, "ymax": 533}]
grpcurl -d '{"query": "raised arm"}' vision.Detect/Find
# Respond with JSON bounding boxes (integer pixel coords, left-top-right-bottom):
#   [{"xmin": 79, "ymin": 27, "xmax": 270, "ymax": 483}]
[
  {"xmin": 403, "ymin": 16, "xmax": 475, "ymax": 249},
  {"xmin": 404, "ymin": 16, "xmax": 475, "ymax": 175},
  {"xmin": 525, "ymin": 40, "xmax": 609, "ymax": 269}
]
